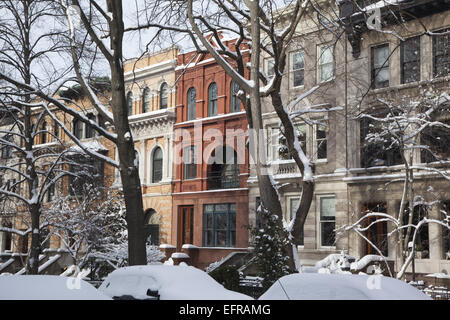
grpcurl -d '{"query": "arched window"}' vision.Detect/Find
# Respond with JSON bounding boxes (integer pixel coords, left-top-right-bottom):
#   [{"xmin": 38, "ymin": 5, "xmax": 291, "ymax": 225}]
[
  {"xmin": 97, "ymin": 114, "xmax": 105, "ymax": 129},
  {"xmin": 160, "ymin": 83, "xmax": 168, "ymax": 109},
  {"xmin": 230, "ymin": 80, "xmax": 240, "ymax": 113},
  {"xmin": 187, "ymin": 87, "xmax": 196, "ymax": 121},
  {"xmin": 127, "ymin": 91, "xmax": 133, "ymax": 116},
  {"xmin": 41, "ymin": 121, "xmax": 47, "ymax": 144},
  {"xmin": 53, "ymin": 120, "xmax": 59, "ymax": 141},
  {"xmin": 85, "ymin": 114, "xmax": 95, "ymax": 139},
  {"xmin": 143, "ymin": 87, "xmax": 150, "ymax": 113},
  {"xmin": 144, "ymin": 208, "xmax": 159, "ymax": 245},
  {"xmin": 152, "ymin": 147, "xmax": 163, "ymax": 183},
  {"xmin": 73, "ymin": 119, "xmax": 83, "ymax": 139},
  {"xmin": 208, "ymin": 82, "xmax": 218, "ymax": 117}
]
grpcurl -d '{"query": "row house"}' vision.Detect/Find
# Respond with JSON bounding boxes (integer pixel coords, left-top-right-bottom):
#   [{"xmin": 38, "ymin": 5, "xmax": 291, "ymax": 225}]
[
  {"xmin": 249, "ymin": 0, "xmax": 449, "ymax": 278},
  {"xmin": 171, "ymin": 41, "xmax": 251, "ymax": 269},
  {"xmin": 341, "ymin": 0, "xmax": 450, "ymax": 276},
  {"xmin": 121, "ymin": 47, "xmax": 178, "ymax": 245}
]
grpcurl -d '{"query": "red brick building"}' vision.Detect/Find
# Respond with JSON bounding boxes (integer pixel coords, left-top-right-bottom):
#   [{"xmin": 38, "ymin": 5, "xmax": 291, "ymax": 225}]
[{"xmin": 171, "ymin": 41, "xmax": 250, "ymax": 269}]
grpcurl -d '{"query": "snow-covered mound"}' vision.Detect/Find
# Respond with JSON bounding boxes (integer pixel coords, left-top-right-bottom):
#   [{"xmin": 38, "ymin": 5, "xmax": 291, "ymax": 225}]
[
  {"xmin": 0, "ymin": 275, "xmax": 110, "ymax": 300},
  {"xmin": 259, "ymin": 273, "xmax": 430, "ymax": 300},
  {"xmin": 99, "ymin": 264, "xmax": 253, "ymax": 300}
]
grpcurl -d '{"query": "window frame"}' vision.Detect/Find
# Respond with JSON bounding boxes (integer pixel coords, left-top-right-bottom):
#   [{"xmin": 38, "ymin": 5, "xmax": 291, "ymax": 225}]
[
  {"xmin": 265, "ymin": 57, "xmax": 275, "ymax": 78},
  {"xmin": 41, "ymin": 121, "xmax": 47, "ymax": 144},
  {"xmin": 187, "ymin": 87, "xmax": 196, "ymax": 121},
  {"xmin": 160, "ymin": 82, "xmax": 168, "ymax": 109},
  {"xmin": 314, "ymin": 122, "xmax": 327, "ymax": 161},
  {"xmin": 208, "ymin": 82, "xmax": 218, "ymax": 117},
  {"xmin": 1, "ymin": 135, "xmax": 13, "ymax": 159},
  {"xmin": 400, "ymin": 36, "xmax": 421, "ymax": 84},
  {"xmin": 151, "ymin": 147, "xmax": 163, "ymax": 183},
  {"xmin": 203, "ymin": 203, "xmax": 236, "ymax": 248},
  {"xmin": 127, "ymin": 91, "xmax": 133, "ymax": 116},
  {"xmin": 317, "ymin": 44, "xmax": 334, "ymax": 83},
  {"xmin": 85, "ymin": 114, "xmax": 95, "ymax": 139},
  {"xmin": 287, "ymin": 195, "xmax": 304, "ymax": 246},
  {"xmin": 143, "ymin": 87, "xmax": 150, "ymax": 113},
  {"xmin": 73, "ymin": 118, "xmax": 83, "ymax": 140},
  {"xmin": 318, "ymin": 195, "xmax": 336, "ymax": 248},
  {"xmin": 432, "ymin": 28, "xmax": 450, "ymax": 78},
  {"xmin": 183, "ymin": 145, "xmax": 197, "ymax": 180},
  {"xmin": 230, "ymin": 80, "xmax": 240, "ymax": 113},
  {"xmin": 371, "ymin": 43, "xmax": 390, "ymax": 89},
  {"xmin": 290, "ymin": 51, "xmax": 305, "ymax": 88}
]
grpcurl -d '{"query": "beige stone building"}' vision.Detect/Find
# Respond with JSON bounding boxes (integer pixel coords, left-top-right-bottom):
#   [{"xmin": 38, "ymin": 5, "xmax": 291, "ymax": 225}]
[
  {"xmin": 249, "ymin": 0, "xmax": 450, "ymax": 278},
  {"xmin": 120, "ymin": 47, "xmax": 178, "ymax": 245}
]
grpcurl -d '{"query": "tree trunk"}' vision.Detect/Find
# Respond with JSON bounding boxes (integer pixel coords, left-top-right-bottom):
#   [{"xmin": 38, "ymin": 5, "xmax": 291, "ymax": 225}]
[
  {"xmin": 107, "ymin": 0, "xmax": 146, "ymax": 265},
  {"xmin": 27, "ymin": 207, "xmax": 40, "ymax": 274},
  {"xmin": 245, "ymin": 0, "xmax": 295, "ymax": 271}
]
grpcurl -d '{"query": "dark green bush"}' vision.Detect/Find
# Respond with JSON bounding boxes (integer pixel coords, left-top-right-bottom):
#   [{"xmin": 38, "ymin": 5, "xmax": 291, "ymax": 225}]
[{"xmin": 209, "ymin": 266, "xmax": 240, "ymax": 291}]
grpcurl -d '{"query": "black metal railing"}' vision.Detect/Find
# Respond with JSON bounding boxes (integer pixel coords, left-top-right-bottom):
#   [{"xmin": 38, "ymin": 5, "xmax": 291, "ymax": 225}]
[{"xmin": 207, "ymin": 169, "xmax": 240, "ymax": 190}]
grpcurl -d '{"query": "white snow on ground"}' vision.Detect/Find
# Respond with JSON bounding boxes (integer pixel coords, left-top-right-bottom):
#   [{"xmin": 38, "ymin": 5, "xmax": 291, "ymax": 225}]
[
  {"xmin": 98, "ymin": 264, "xmax": 253, "ymax": 300},
  {"xmin": 259, "ymin": 273, "xmax": 431, "ymax": 300},
  {"xmin": 0, "ymin": 275, "xmax": 110, "ymax": 300}
]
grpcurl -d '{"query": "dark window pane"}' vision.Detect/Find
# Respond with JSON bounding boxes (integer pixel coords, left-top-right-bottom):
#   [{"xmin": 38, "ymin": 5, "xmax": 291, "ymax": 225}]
[
  {"xmin": 160, "ymin": 83, "xmax": 168, "ymax": 109},
  {"xmin": 433, "ymin": 29, "xmax": 450, "ymax": 78},
  {"xmin": 208, "ymin": 83, "xmax": 218, "ymax": 117},
  {"xmin": 187, "ymin": 88, "xmax": 196, "ymax": 120},
  {"xmin": 293, "ymin": 70, "xmax": 304, "ymax": 87},
  {"xmin": 143, "ymin": 88, "xmax": 150, "ymax": 113},
  {"xmin": 127, "ymin": 92, "xmax": 133, "ymax": 116},
  {"xmin": 230, "ymin": 81, "xmax": 240, "ymax": 113},
  {"xmin": 152, "ymin": 148, "xmax": 163, "ymax": 183},
  {"xmin": 321, "ymin": 222, "xmax": 335, "ymax": 246},
  {"xmin": 401, "ymin": 37, "xmax": 420, "ymax": 84}
]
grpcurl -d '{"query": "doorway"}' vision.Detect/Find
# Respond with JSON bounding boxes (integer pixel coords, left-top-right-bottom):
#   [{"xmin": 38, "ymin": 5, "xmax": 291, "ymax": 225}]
[{"xmin": 178, "ymin": 206, "xmax": 194, "ymax": 250}]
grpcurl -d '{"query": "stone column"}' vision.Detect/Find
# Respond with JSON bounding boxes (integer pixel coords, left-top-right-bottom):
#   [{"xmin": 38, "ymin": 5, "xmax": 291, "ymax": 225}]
[
  {"xmin": 348, "ymin": 200, "xmax": 362, "ymax": 258},
  {"xmin": 164, "ymin": 135, "xmax": 169, "ymax": 181},
  {"xmin": 139, "ymin": 140, "xmax": 146, "ymax": 185},
  {"xmin": 168, "ymin": 133, "xmax": 174, "ymax": 180}
]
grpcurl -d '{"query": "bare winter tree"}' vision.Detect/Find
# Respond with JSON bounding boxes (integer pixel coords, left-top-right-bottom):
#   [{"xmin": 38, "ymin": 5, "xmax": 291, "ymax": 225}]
[
  {"xmin": 127, "ymin": 0, "xmax": 344, "ymax": 271},
  {"xmin": 338, "ymin": 85, "xmax": 450, "ymax": 279},
  {"xmin": 0, "ymin": 0, "xmax": 80, "ymax": 274},
  {"xmin": 0, "ymin": 0, "xmax": 149, "ymax": 265}
]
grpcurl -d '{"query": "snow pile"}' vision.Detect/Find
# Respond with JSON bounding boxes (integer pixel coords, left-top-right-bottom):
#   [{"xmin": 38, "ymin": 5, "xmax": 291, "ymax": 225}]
[
  {"xmin": 350, "ymin": 255, "xmax": 386, "ymax": 272},
  {"xmin": 0, "ymin": 275, "xmax": 110, "ymax": 300},
  {"xmin": 98, "ymin": 265, "xmax": 253, "ymax": 300},
  {"xmin": 259, "ymin": 273, "xmax": 431, "ymax": 300},
  {"xmin": 314, "ymin": 252, "xmax": 355, "ymax": 274}
]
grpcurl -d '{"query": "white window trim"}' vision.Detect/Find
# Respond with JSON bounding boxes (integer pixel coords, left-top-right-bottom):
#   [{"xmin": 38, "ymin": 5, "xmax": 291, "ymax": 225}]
[
  {"xmin": 317, "ymin": 194, "xmax": 336, "ymax": 249},
  {"xmin": 317, "ymin": 44, "xmax": 335, "ymax": 84},
  {"xmin": 264, "ymin": 57, "xmax": 275, "ymax": 79},
  {"xmin": 290, "ymin": 51, "xmax": 305, "ymax": 89}
]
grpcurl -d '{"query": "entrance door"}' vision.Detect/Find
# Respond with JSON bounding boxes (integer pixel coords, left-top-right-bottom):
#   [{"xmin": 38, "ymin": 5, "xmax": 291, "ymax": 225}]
[{"xmin": 178, "ymin": 206, "xmax": 194, "ymax": 250}]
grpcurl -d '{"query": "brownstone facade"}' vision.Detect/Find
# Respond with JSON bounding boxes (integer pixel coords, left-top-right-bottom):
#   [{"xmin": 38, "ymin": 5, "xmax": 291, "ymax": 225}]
[{"xmin": 171, "ymin": 41, "xmax": 251, "ymax": 268}]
